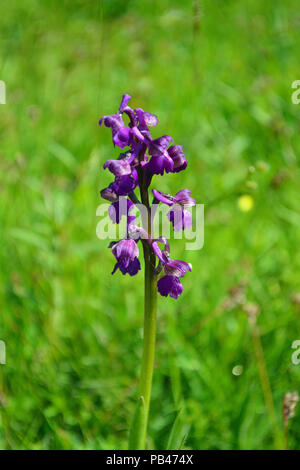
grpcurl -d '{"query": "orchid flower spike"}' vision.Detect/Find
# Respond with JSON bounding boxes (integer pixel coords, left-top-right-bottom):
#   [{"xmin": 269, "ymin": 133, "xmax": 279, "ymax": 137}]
[{"xmin": 99, "ymin": 94, "xmax": 196, "ymax": 299}]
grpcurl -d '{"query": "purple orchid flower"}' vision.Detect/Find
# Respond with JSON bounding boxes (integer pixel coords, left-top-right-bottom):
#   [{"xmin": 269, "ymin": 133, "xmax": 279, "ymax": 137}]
[
  {"xmin": 147, "ymin": 136, "xmax": 174, "ymax": 176},
  {"xmin": 111, "ymin": 173, "xmax": 137, "ymax": 196},
  {"xmin": 99, "ymin": 114, "xmax": 133, "ymax": 149},
  {"xmin": 152, "ymin": 189, "xmax": 196, "ymax": 231},
  {"xmin": 100, "ymin": 94, "xmax": 146, "ymax": 149},
  {"xmin": 111, "ymin": 238, "xmax": 141, "ymax": 276},
  {"xmin": 152, "ymin": 240, "xmax": 192, "ymax": 299}
]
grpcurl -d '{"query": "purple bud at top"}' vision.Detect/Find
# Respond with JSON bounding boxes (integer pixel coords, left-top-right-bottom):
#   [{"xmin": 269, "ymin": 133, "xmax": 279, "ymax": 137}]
[
  {"xmin": 167, "ymin": 145, "xmax": 187, "ymax": 173},
  {"xmin": 119, "ymin": 94, "xmax": 131, "ymax": 113}
]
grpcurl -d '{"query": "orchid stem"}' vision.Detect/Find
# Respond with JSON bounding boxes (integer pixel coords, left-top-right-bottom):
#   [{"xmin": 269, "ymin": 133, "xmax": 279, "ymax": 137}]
[
  {"xmin": 128, "ymin": 240, "xmax": 157, "ymax": 451},
  {"xmin": 128, "ymin": 168, "xmax": 157, "ymax": 450},
  {"xmin": 141, "ymin": 245, "xmax": 157, "ymax": 446}
]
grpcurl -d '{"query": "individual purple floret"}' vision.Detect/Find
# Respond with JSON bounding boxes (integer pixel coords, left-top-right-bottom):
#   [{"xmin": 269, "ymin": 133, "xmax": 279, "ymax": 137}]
[
  {"xmin": 99, "ymin": 94, "xmax": 195, "ymax": 298},
  {"xmin": 99, "ymin": 114, "xmax": 132, "ymax": 149},
  {"xmin": 111, "ymin": 239, "xmax": 141, "ymax": 276},
  {"xmin": 152, "ymin": 189, "xmax": 196, "ymax": 231},
  {"xmin": 111, "ymin": 174, "xmax": 137, "ymax": 196},
  {"xmin": 152, "ymin": 240, "xmax": 192, "ymax": 299},
  {"xmin": 147, "ymin": 136, "xmax": 174, "ymax": 175}
]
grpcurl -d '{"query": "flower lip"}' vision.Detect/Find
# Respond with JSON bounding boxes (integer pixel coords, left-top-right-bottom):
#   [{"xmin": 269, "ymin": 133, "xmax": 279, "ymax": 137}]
[
  {"xmin": 112, "ymin": 257, "xmax": 141, "ymax": 276},
  {"xmin": 147, "ymin": 154, "xmax": 174, "ymax": 176},
  {"xmin": 157, "ymin": 275, "xmax": 183, "ymax": 299}
]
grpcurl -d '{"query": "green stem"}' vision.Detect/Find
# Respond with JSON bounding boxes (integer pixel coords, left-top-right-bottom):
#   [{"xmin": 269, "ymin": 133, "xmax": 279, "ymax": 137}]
[
  {"xmin": 129, "ymin": 165, "xmax": 157, "ymax": 449},
  {"xmin": 128, "ymin": 244, "xmax": 157, "ymax": 450}
]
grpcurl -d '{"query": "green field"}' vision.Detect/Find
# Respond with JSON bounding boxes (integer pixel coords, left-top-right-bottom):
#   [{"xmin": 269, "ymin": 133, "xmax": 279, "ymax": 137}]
[{"xmin": 0, "ymin": 0, "xmax": 300, "ymax": 450}]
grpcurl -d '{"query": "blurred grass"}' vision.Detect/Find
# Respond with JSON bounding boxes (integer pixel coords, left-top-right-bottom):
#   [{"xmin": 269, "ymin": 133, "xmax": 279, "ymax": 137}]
[{"xmin": 0, "ymin": 0, "xmax": 300, "ymax": 449}]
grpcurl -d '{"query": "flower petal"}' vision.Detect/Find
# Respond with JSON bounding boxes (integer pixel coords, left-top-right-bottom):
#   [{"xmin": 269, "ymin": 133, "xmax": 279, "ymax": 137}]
[
  {"xmin": 103, "ymin": 159, "xmax": 132, "ymax": 176},
  {"xmin": 164, "ymin": 260, "xmax": 192, "ymax": 277},
  {"xmin": 152, "ymin": 189, "xmax": 173, "ymax": 206},
  {"xmin": 167, "ymin": 145, "xmax": 187, "ymax": 173},
  {"xmin": 148, "ymin": 135, "xmax": 173, "ymax": 157},
  {"xmin": 119, "ymin": 94, "xmax": 131, "ymax": 113},
  {"xmin": 174, "ymin": 189, "xmax": 196, "ymax": 207}
]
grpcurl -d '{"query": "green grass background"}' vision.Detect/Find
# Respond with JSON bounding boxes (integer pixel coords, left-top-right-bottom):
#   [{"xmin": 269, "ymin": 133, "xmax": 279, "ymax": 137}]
[{"xmin": 0, "ymin": 0, "xmax": 300, "ymax": 449}]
